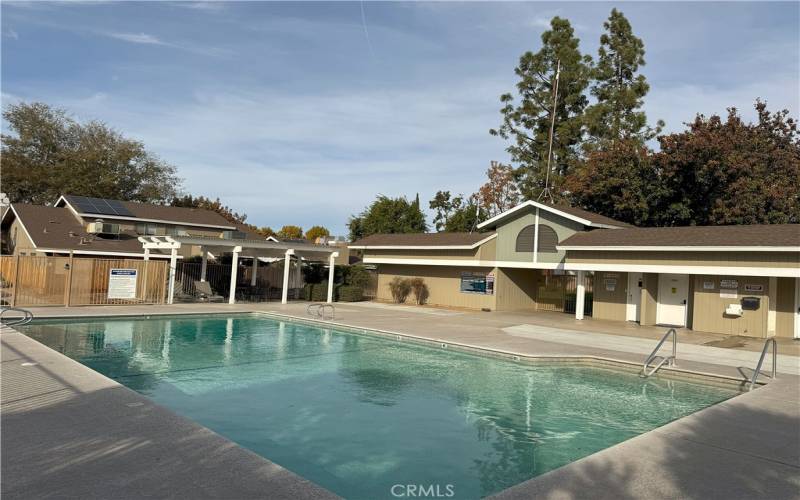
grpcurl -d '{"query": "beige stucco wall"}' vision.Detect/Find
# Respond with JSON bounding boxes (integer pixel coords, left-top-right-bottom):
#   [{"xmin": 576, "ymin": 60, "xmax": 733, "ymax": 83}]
[
  {"xmin": 775, "ymin": 277, "xmax": 797, "ymax": 338},
  {"xmin": 691, "ymin": 275, "xmax": 769, "ymax": 337},
  {"xmin": 567, "ymin": 250, "xmax": 799, "ymax": 269},
  {"xmin": 495, "ymin": 209, "xmax": 583, "ymax": 263},
  {"xmin": 375, "ymin": 264, "xmax": 496, "ymax": 310},
  {"xmin": 592, "ymin": 271, "xmax": 628, "ymax": 321},
  {"xmin": 494, "ymin": 267, "xmax": 538, "ymax": 311}
]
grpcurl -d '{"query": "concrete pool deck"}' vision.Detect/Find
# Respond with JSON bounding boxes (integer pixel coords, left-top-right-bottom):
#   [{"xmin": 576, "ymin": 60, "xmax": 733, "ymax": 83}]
[{"xmin": 3, "ymin": 301, "xmax": 799, "ymax": 499}]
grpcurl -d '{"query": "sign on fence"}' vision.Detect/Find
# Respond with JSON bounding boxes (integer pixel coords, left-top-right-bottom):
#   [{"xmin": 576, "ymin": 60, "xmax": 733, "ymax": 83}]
[{"xmin": 108, "ymin": 269, "xmax": 138, "ymax": 299}]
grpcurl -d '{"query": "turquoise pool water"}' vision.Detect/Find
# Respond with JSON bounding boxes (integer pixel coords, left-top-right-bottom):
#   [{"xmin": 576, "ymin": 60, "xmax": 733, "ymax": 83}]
[{"xmin": 22, "ymin": 314, "xmax": 739, "ymax": 499}]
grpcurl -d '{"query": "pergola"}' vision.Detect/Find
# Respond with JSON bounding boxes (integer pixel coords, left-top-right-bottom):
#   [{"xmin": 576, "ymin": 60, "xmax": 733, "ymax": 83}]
[{"xmin": 139, "ymin": 236, "xmax": 339, "ymax": 305}]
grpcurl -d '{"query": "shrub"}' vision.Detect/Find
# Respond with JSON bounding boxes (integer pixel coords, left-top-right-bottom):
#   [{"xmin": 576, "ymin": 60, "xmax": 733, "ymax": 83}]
[
  {"xmin": 312, "ymin": 281, "xmax": 330, "ymax": 301},
  {"xmin": 409, "ymin": 277, "xmax": 429, "ymax": 305},
  {"xmin": 346, "ymin": 265, "xmax": 371, "ymax": 288},
  {"xmin": 337, "ymin": 285, "xmax": 364, "ymax": 302},
  {"xmin": 303, "ymin": 283, "xmax": 315, "ymax": 301},
  {"xmin": 388, "ymin": 277, "xmax": 411, "ymax": 303}
]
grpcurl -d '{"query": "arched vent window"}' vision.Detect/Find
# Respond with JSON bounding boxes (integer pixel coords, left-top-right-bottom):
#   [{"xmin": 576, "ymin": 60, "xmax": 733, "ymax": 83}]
[
  {"xmin": 514, "ymin": 224, "xmax": 559, "ymax": 253},
  {"xmin": 515, "ymin": 225, "xmax": 535, "ymax": 252},
  {"xmin": 537, "ymin": 225, "xmax": 559, "ymax": 253}
]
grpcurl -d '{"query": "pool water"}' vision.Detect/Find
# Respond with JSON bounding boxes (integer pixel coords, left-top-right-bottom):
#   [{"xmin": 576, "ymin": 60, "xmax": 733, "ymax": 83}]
[{"xmin": 22, "ymin": 314, "xmax": 739, "ymax": 499}]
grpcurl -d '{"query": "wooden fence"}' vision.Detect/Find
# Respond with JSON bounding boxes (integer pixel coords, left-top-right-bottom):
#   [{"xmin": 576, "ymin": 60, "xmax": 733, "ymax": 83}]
[{"xmin": 0, "ymin": 255, "xmax": 168, "ymax": 307}]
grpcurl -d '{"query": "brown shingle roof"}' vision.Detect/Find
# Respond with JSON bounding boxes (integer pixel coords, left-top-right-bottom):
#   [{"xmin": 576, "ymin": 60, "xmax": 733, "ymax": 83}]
[
  {"xmin": 560, "ymin": 224, "xmax": 800, "ymax": 248},
  {"xmin": 62, "ymin": 195, "xmax": 236, "ymax": 228},
  {"xmin": 544, "ymin": 204, "xmax": 634, "ymax": 228},
  {"xmin": 350, "ymin": 232, "xmax": 495, "ymax": 248},
  {"xmin": 8, "ymin": 204, "xmax": 159, "ymax": 255}
]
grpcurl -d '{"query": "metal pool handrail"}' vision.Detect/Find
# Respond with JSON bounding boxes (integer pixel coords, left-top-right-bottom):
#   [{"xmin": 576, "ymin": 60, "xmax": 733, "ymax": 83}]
[
  {"xmin": 749, "ymin": 337, "xmax": 777, "ymax": 391},
  {"xmin": 307, "ymin": 303, "xmax": 335, "ymax": 320},
  {"xmin": 642, "ymin": 328, "xmax": 677, "ymax": 377},
  {"xmin": 0, "ymin": 307, "xmax": 34, "ymax": 327}
]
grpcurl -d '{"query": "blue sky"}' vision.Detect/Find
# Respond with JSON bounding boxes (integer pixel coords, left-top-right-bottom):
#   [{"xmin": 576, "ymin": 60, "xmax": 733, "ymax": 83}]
[{"xmin": 2, "ymin": 1, "xmax": 798, "ymax": 235}]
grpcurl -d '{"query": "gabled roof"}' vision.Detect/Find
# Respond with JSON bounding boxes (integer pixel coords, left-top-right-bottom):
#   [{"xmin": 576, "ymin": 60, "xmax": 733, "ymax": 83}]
[
  {"xmin": 559, "ymin": 224, "xmax": 800, "ymax": 251},
  {"xmin": 57, "ymin": 195, "xmax": 237, "ymax": 230},
  {"xmin": 350, "ymin": 232, "xmax": 496, "ymax": 250},
  {"xmin": 4, "ymin": 203, "xmax": 172, "ymax": 257},
  {"xmin": 477, "ymin": 201, "xmax": 632, "ymax": 230}
]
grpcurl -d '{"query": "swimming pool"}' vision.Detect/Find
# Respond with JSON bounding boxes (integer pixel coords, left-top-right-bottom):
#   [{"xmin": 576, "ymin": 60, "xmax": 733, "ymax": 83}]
[{"xmin": 21, "ymin": 314, "xmax": 740, "ymax": 499}]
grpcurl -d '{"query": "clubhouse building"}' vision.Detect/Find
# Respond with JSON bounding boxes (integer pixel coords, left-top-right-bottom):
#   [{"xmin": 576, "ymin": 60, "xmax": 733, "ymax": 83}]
[{"xmin": 351, "ymin": 201, "xmax": 800, "ymax": 339}]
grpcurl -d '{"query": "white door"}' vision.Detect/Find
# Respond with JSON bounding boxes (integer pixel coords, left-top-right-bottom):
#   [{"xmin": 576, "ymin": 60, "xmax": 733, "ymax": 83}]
[
  {"xmin": 626, "ymin": 272, "xmax": 643, "ymax": 322},
  {"xmin": 657, "ymin": 274, "xmax": 689, "ymax": 327}
]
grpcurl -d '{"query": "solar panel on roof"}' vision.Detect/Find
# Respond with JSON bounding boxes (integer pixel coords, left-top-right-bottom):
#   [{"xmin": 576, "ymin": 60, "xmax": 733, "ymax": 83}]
[{"xmin": 66, "ymin": 195, "xmax": 134, "ymax": 217}]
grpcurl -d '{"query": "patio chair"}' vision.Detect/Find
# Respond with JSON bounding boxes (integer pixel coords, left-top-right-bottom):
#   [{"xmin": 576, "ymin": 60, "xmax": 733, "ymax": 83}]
[{"xmin": 194, "ymin": 281, "xmax": 225, "ymax": 302}]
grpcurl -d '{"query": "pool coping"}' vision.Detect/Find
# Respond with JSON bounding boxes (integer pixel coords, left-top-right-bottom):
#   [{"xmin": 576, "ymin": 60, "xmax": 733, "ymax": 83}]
[
  {"xmin": 6, "ymin": 309, "xmax": 799, "ymax": 499},
  {"xmin": 21, "ymin": 309, "xmax": 758, "ymax": 388}
]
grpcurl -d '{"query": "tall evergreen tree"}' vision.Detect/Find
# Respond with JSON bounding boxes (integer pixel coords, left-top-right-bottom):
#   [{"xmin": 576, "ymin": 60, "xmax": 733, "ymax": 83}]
[
  {"xmin": 584, "ymin": 9, "xmax": 662, "ymax": 145},
  {"xmin": 347, "ymin": 195, "xmax": 428, "ymax": 241},
  {"xmin": 490, "ymin": 17, "xmax": 592, "ymax": 199}
]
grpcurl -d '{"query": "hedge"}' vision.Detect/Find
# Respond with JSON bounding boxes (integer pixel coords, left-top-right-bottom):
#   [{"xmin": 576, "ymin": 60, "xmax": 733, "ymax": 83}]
[{"xmin": 337, "ymin": 285, "xmax": 364, "ymax": 302}]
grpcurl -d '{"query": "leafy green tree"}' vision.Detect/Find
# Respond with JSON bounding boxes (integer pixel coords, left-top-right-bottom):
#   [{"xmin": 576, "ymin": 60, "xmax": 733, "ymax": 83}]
[
  {"xmin": 445, "ymin": 194, "xmax": 488, "ymax": 232},
  {"xmin": 565, "ymin": 139, "xmax": 660, "ymax": 226},
  {"xmin": 171, "ymin": 195, "xmax": 248, "ymax": 224},
  {"xmin": 490, "ymin": 17, "xmax": 592, "ymax": 198},
  {"xmin": 2, "ymin": 101, "xmax": 181, "ymax": 204},
  {"xmin": 584, "ymin": 9, "xmax": 662, "ymax": 145},
  {"xmin": 304, "ymin": 225, "xmax": 330, "ymax": 242},
  {"xmin": 429, "ymin": 190, "xmax": 454, "ymax": 232},
  {"xmin": 652, "ymin": 101, "xmax": 800, "ymax": 226},
  {"xmin": 277, "ymin": 225, "xmax": 304, "ymax": 240},
  {"xmin": 348, "ymin": 195, "xmax": 428, "ymax": 241}
]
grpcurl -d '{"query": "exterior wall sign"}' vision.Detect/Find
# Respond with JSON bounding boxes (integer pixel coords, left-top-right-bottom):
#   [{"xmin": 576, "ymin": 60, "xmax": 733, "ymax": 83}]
[
  {"xmin": 719, "ymin": 279, "xmax": 738, "ymax": 289},
  {"xmin": 703, "ymin": 281, "xmax": 715, "ymax": 290},
  {"xmin": 604, "ymin": 278, "xmax": 616, "ymax": 292},
  {"xmin": 108, "ymin": 268, "xmax": 138, "ymax": 299},
  {"xmin": 744, "ymin": 284, "xmax": 764, "ymax": 292}
]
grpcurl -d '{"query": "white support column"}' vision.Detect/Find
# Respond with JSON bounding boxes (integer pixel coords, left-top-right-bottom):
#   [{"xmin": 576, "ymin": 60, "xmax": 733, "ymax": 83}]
[
  {"xmin": 281, "ymin": 249, "xmax": 294, "ymax": 304},
  {"xmin": 250, "ymin": 256, "xmax": 258, "ymax": 286},
  {"xmin": 767, "ymin": 276, "xmax": 777, "ymax": 335},
  {"xmin": 200, "ymin": 247, "xmax": 208, "ymax": 282},
  {"xmin": 228, "ymin": 246, "xmax": 242, "ymax": 304},
  {"xmin": 575, "ymin": 270, "xmax": 586, "ymax": 320},
  {"xmin": 327, "ymin": 252, "xmax": 339, "ymax": 303},
  {"xmin": 167, "ymin": 248, "xmax": 178, "ymax": 305},
  {"xmin": 143, "ymin": 247, "xmax": 150, "ymax": 261}
]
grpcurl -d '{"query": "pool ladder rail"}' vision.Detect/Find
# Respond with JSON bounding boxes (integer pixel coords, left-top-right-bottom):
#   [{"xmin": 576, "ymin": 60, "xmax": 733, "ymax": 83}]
[
  {"xmin": 307, "ymin": 303, "xmax": 335, "ymax": 320},
  {"xmin": 642, "ymin": 328, "xmax": 677, "ymax": 377},
  {"xmin": 0, "ymin": 307, "xmax": 34, "ymax": 327},
  {"xmin": 749, "ymin": 337, "xmax": 777, "ymax": 391}
]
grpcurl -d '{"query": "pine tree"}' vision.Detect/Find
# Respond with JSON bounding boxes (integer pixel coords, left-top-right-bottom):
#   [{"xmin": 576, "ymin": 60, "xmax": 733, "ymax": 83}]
[
  {"xmin": 490, "ymin": 17, "xmax": 592, "ymax": 199},
  {"xmin": 584, "ymin": 9, "xmax": 663, "ymax": 145}
]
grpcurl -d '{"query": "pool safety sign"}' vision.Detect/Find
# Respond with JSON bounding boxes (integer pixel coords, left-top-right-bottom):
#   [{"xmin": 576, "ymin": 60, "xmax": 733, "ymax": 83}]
[{"xmin": 108, "ymin": 268, "xmax": 138, "ymax": 299}]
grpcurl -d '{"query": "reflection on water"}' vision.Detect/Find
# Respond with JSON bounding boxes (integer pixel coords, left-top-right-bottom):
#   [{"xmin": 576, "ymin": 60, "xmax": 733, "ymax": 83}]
[{"xmin": 22, "ymin": 315, "xmax": 739, "ymax": 499}]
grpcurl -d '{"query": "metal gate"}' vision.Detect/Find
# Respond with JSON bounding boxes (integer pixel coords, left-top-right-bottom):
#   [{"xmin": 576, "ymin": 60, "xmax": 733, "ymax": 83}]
[{"xmin": 536, "ymin": 271, "xmax": 593, "ymax": 316}]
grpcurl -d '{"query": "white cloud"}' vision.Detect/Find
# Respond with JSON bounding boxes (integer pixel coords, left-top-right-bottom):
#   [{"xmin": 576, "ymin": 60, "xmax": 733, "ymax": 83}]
[
  {"xmin": 3, "ymin": 29, "xmax": 19, "ymax": 40},
  {"xmin": 107, "ymin": 32, "xmax": 166, "ymax": 45}
]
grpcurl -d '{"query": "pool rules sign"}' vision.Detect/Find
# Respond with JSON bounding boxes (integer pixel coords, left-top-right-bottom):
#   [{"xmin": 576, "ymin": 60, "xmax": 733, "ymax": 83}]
[{"xmin": 108, "ymin": 269, "xmax": 138, "ymax": 299}]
